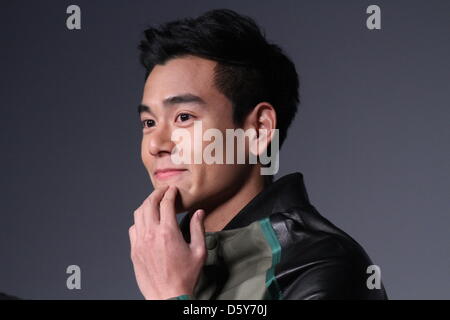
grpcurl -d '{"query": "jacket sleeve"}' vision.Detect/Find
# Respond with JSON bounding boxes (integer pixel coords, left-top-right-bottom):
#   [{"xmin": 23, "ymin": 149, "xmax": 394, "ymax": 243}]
[
  {"xmin": 278, "ymin": 255, "xmax": 387, "ymax": 300},
  {"xmin": 166, "ymin": 294, "xmax": 194, "ymax": 300}
]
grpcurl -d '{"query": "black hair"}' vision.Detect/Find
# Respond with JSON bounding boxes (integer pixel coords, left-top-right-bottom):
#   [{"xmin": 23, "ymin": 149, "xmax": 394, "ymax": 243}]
[{"xmin": 138, "ymin": 8, "xmax": 300, "ymax": 147}]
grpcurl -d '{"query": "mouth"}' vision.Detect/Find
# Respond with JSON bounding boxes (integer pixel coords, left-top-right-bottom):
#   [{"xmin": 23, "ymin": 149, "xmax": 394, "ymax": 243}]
[{"xmin": 154, "ymin": 168, "xmax": 188, "ymax": 180}]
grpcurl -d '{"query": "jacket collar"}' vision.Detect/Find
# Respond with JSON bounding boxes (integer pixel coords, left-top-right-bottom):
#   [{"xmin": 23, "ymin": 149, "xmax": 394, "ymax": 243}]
[{"xmin": 179, "ymin": 172, "xmax": 311, "ymax": 240}]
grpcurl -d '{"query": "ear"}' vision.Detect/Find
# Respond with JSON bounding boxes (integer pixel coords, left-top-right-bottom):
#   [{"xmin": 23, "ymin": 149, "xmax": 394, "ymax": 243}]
[{"xmin": 243, "ymin": 102, "xmax": 277, "ymax": 157}]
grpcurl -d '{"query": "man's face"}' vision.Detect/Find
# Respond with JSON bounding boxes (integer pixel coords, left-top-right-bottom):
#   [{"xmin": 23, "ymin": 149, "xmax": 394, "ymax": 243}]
[{"xmin": 139, "ymin": 55, "xmax": 250, "ymax": 213}]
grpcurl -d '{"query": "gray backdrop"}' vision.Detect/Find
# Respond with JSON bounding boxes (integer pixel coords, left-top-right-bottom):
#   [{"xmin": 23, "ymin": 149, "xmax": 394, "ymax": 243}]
[{"xmin": 1, "ymin": 0, "xmax": 449, "ymax": 299}]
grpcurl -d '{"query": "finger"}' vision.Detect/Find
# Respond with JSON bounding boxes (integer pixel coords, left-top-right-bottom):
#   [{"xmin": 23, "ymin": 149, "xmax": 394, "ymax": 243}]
[
  {"xmin": 144, "ymin": 186, "xmax": 169, "ymax": 227},
  {"xmin": 129, "ymin": 225, "xmax": 142, "ymax": 266},
  {"xmin": 133, "ymin": 207, "xmax": 145, "ymax": 239},
  {"xmin": 189, "ymin": 209, "xmax": 206, "ymax": 253},
  {"xmin": 160, "ymin": 185, "xmax": 179, "ymax": 227},
  {"xmin": 129, "ymin": 225, "xmax": 137, "ymax": 249}
]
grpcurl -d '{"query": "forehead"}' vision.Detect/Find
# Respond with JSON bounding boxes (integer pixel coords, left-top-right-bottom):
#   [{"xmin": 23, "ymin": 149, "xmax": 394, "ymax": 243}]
[{"xmin": 142, "ymin": 55, "xmax": 220, "ymax": 103}]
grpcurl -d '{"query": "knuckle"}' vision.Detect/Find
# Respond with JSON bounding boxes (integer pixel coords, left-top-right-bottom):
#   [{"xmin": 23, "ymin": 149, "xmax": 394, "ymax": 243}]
[
  {"xmin": 148, "ymin": 194, "xmax": 158, "ymax": 206},
  {"xmin": 130, "ymin": 248, "xmax": 138, "ymax": 261},
  {"xmin": 160, "ymin": 197, "xmax": 173, "ymax": 206},
  {"xmin": 143, "ymin": 231, "xmax": 156, "ymax": 243},
  {"xmin": 193, "ymin": 246, "xmax": 206, "ymax": 259},
  {"xmin": 159, "ymin": 228, "xmax": 172, "ymax": 239},
  {"xmin": 160, "ymin": 196, "xmax": 170, "ymax": 203}
]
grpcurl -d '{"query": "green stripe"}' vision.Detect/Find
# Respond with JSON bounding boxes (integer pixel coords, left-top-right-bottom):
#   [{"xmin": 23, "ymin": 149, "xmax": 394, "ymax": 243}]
[
  {"xmin": 259, "ymin": 217, "xmax": 283, "ymax": 300},
  {"xmin": 175, "ymin": 294, "xmax": 191, "ymax": 300}
]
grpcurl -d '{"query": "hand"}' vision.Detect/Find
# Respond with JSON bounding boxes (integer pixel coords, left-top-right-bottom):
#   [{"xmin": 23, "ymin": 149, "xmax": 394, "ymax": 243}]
[{"xmin": 129, "ymin": 185, "xmax": 207, "ymax": 300}]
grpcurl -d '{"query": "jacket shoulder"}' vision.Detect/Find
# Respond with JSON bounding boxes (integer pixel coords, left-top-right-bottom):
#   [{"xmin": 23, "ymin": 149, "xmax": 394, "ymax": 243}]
[{"xmin": 268, "ymin": 205, "xmax": 388, "ymax": 300}]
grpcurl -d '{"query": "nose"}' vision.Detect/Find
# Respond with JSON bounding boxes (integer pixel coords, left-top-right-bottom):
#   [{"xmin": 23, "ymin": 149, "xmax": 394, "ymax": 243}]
[{"xmin": 147, "ymin": 124, "xmax": 176, "ymax": 157}]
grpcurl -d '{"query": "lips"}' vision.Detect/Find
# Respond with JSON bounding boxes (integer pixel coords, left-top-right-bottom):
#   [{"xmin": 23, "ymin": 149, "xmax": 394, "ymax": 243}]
[{"xmin": 154, "ymin": 168, "xmax": 188, "ymax": 180}]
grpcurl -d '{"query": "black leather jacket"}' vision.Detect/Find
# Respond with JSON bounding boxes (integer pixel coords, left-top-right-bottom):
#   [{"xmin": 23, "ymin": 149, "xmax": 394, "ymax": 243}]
[{"xmin": 179, "ymin": 172, "xmax": 388, "ymax": 300}]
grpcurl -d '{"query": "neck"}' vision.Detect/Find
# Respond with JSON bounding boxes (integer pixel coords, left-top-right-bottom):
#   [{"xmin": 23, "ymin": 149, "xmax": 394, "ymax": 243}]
[{"xmin": 201, "ymin": 167, "xmax": 267, "ymax": 232}]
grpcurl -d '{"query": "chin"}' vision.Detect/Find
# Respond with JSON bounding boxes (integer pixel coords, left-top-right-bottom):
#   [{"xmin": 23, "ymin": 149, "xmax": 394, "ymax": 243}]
[
  {"xmin": 151, "ymin": 175, "xmax": 189, "ymax": 189},
  {"xmin": 175, "ymin": 190, "xmax": 197, "ymax": 213},
  {"xmin": 148, "ymin": 176, "xmax": 197, "ymax": 211}
]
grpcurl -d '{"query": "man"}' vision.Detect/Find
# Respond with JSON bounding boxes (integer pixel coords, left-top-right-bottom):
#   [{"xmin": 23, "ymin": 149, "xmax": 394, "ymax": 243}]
[{"xmin": 129, "ymin": 9, "xmax": 388, "ymax": 300}]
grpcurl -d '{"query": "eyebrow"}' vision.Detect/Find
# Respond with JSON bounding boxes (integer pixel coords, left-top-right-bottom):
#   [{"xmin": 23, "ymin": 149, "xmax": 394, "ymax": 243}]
[{"xmin": 138, "ymin": 93, "xmax": 206, "ymax": 114}]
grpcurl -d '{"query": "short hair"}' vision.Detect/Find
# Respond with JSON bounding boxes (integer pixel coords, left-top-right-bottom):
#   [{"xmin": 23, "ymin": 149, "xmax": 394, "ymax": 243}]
[{"xmin": 138, "ymin": 8, "xmax": 300, "ymax": 147}]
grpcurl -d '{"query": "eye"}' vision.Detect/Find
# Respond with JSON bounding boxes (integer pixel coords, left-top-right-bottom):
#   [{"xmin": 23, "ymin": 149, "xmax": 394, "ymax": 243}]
[
  {"xmin": 142, "ymin": 119, "xmax": 156, "ymax": 128},
  {"xmin": 176, "ymin": 113, "xmax": 195, "ymax": 122}
]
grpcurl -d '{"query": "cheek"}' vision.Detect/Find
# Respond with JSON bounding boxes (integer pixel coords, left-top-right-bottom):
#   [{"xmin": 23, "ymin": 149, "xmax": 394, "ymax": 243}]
[
  {"xmin": 189, "ymin": 163, "xmax": 233, "ymax": 195},
  {"xmin": 140, "ymin": 140, "xmax": 145, "ymax": 162},
  {"xmin": 140, "ymin": 140, "xmax": 146, "ymax": 162},
  {"xmin": 140, "ymin": 138, "xmax": 152, "ymax": 170},
  {"xmin": 181, "ymin": 115, "xmax": 238, "ymax": 192}
]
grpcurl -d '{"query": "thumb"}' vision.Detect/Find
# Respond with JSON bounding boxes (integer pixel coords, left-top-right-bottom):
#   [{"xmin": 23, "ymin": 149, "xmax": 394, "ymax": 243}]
[{"xmin": 189, "ymin": 210, "xmax": 206, "ymax": 252}]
